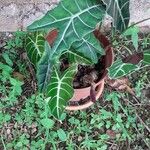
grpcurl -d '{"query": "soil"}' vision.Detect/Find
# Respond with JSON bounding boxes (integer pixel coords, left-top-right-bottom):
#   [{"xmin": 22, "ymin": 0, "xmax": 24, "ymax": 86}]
[{"xmin": 61, "ymin": 56, "xmax": 105, "ymax": 89}]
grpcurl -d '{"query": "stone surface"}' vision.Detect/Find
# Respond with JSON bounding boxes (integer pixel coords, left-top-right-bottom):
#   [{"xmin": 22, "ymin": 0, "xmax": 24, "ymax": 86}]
[
  {"xmin": 0, "ymin": 0, "xmax": 150, "ymax": 32},
  {"xmin": 0, "ymin": 0, "xmax": 59, "ymax": 31},
  {"xmin": 130, "ymin": 0, "xmax": 150, "ymax": 33},
  {"xmin": 0, "ymin": 0, "xmax": 53, "ymax": 4}
]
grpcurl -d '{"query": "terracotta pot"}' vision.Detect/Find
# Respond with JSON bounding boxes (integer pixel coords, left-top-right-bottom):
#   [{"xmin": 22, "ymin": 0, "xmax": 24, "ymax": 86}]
[{"xmin": 46, "ymin": 29, "xmax": 114, "ymax": 111}]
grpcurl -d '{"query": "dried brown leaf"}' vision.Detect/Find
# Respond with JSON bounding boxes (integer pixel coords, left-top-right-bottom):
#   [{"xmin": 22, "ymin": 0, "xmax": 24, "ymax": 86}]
[
  {"xmin": 106, "ymin": 77, "xmax": 135, "ymax": 95},
  {"xmin": 106, "ymin": 130, "xmax": 116, "ymax": 139},
  {"xmin": 13, "ymin": 72, "xmax": 24, "ymax": 81},
  {"xmin": 123, "ymin": 52, "xmax": 143, "ymax": 65}
]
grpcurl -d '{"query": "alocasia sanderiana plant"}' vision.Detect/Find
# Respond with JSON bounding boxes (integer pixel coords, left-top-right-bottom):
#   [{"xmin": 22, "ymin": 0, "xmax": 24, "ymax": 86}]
[{"xmin": 25, "ymin": 0, "xmax": 150, "ymax": 119}]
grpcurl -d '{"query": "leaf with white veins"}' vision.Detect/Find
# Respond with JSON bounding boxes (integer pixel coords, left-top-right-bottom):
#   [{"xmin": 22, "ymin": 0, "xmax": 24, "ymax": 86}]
[
  {"xmin": 28, "ymin": 0, "xmax": 105, "ymax": 91},
  {"xmin": 103, "ymin": 0, "xmax": 130, "ymax": 32},
  {"xmin": 27, "ymin": 0, "xmax": 105, "ymax": 60},
  {"xmin": 67, "ymin": 49, "xmax": 93, "ymax": 65},
  {"xmin": 142, "ymin": 50, "xmax": 150, "ymax": 65},
  {"xmin": 108, "ymin": 59, "xmax": 138, "ymax": 79},
  {"xmin": 25, "ymin": 32, "xmax": 45, "ymax": 65},
  {"xmin": 46, "ymin": 65, "xmax": 77, "ymax": 119},
  {"xmin": 108, "ymin": 50, "xmax": 150, "ymax": 79}
]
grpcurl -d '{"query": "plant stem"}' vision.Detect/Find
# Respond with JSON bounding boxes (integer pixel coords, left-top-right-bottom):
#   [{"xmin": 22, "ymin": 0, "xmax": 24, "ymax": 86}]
[
  {"xmin": 134, "ymin": 126, "xmax": 150, "ymax": 149},
  {"xmin": 136, "ymin": 112, "xmax": 150, "ymax": 133},
  {"xmin": 1, "ymin": 135, "xmax": 6, "ymax": 150},
  {"xmin": 128, "ymin": 17, "xmax": 150, "ymax": 29}
]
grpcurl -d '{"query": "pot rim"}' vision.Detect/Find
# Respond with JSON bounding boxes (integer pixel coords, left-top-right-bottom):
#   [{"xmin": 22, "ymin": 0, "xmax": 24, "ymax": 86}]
[{"xmin": 65, "ymin": 80, "xmax": 105, "ymax": 110}]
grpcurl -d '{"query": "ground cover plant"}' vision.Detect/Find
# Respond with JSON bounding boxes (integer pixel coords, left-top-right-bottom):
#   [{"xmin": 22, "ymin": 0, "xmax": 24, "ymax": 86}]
[
  {"xmin": 0, "ymin": 29, "xmax": 150, "ymax": 150},
  {"xmin": 0, "ymin": 0, "xmax": 150, "ymax": 149}
]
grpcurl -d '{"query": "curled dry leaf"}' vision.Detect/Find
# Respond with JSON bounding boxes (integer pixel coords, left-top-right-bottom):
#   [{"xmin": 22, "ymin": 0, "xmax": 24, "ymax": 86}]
[
  {"xmin": 106, "ymin": 77, "xmax": 135, "ymax": 95},
  {"xmin": 82, "ymin": 74, "xmax": 94, "ymax": 85},
  {"xmin": 106, "ymin": 130, "xmax": 116, "ymax": 139},
  {"xmin": 82, "ymin": 74, "xmax": 97, "ymax": 102},
  {"xmin": 123, "ymin": 52, "xmax": 143, "ymax": 65}
]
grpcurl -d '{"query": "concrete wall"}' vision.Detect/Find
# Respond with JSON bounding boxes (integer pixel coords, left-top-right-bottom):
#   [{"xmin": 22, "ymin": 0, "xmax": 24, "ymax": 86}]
[
  {"xmin": 0, "ymin": 0, "xmax": 150, "ymax": 32},
  {"xmin": 0, "ymin": 0, "xmax": 59, "ymax": 31}
]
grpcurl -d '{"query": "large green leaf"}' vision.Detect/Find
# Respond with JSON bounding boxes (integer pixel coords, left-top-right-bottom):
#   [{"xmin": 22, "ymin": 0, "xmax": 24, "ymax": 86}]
[
  {"xmin": 27, "ymin": 0, "xmax": 105, "ymax": 59},
  {"xmin": 46, "ymin": 65, "xmax": 77, "ymax": 119},
  {"xmin": 72, "ymin": 33, "xmax": 105, "ymax": 63},
  {"xmin": 25, "ymin": 32, "xmax": 45, "ymax": 65},
  {"xmin": 102, "ymin": 0, "xmax": 130, "ymax": 32},
  {"xmin": 28, "ymin": 0, "xmax": 105, "ymax": 92}
]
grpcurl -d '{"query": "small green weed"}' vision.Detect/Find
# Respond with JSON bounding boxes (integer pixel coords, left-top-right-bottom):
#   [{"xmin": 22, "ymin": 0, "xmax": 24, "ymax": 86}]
[
  {"xmin": 4, "ymin": 31, "xmax": 26, "ymax": 50},
  {"xmin": 0, "ymin": 31, "xmax": 150, "ymax": 150}
]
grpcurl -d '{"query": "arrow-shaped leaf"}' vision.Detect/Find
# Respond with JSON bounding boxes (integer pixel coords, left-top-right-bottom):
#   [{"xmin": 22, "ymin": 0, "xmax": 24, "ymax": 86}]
[
  {"xmin": 25, "ymin": 32, "xmax": 45, "ymax": 65},
  {"xmin": 27, "ymin": 0, "xmax": 105, "ymax": 60},
  {"xmin": 103, "ymin": 0, "xmax": 130, "ymax": 32},
  {"xmin": 28, "ymin": 0, "xmax": 105, "ymax": 92},
  {"xmin": 46, "ymin": 65, "xmax": 77, "ymax": 119}
]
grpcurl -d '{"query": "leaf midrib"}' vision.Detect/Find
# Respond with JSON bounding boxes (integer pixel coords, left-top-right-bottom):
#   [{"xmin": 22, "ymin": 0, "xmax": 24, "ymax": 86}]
[
  {"xmin": 50, "ymin": 4, "xmax": 100, "ymax": 57},
  {"xmin": 52, "ymin": 69, "xmax": 61, "ymax": 118},
  {"xmin": 38, "ymin": 4, "xmax": 99, "ymax": 30}
]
